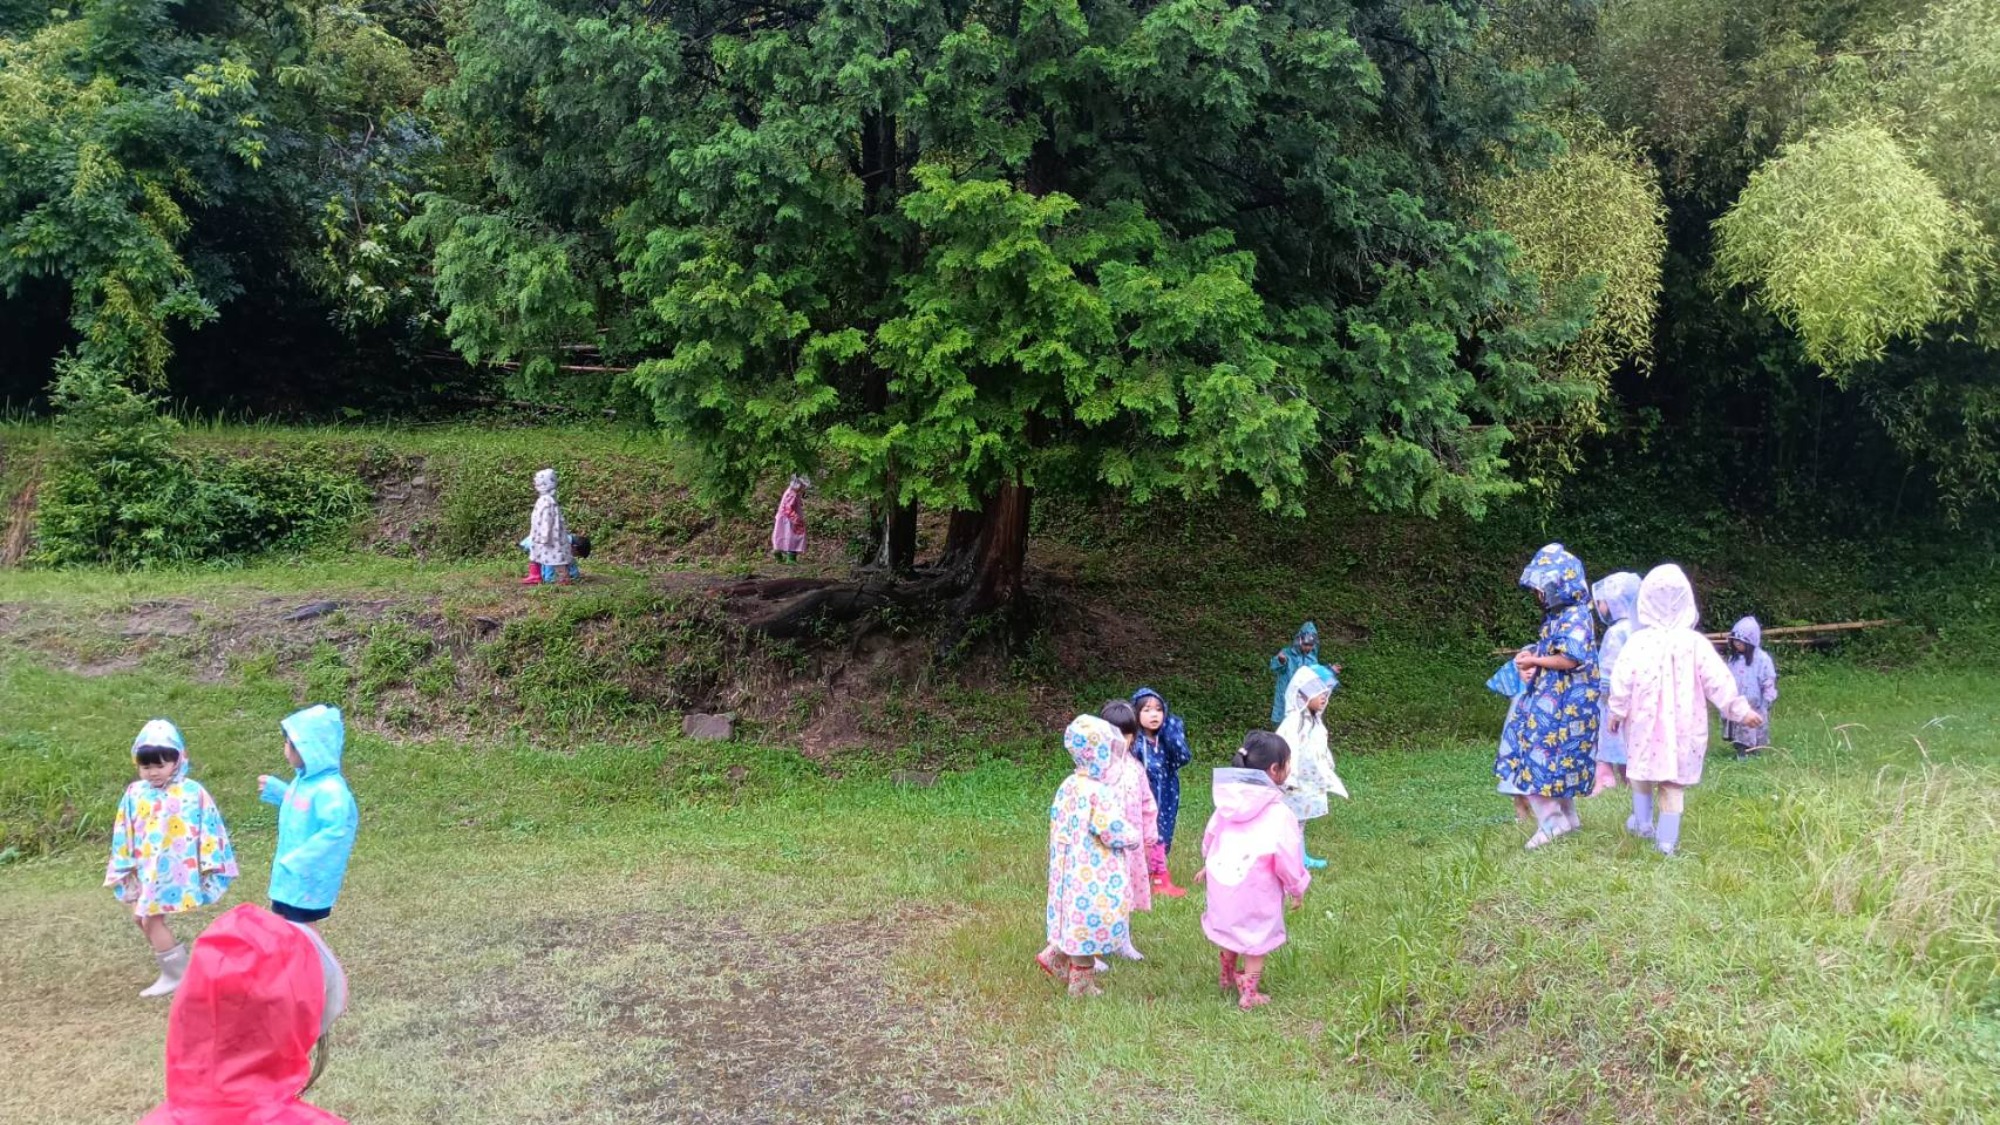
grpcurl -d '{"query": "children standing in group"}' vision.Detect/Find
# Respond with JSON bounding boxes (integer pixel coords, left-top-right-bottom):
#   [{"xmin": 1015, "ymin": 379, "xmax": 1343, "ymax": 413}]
[
  {"xmin": 1040, "ymin": 714, "xmax": 1141, "ymax": 997},
  {"xmin": 1606, "ymin": 564, "xmax": 1764, "ymax": 855},
  {"xmin": 1495, "ymin": 543, "xmax": 1600, "ymax": 850},
  {"xmin": 1199, "ymin": 732, "xmax": 1311, "ymax": 1010},
  {"xmin": 772, "ymin": 474, "xmax": 809, "ymax": 564},
  {"xmin": 259, "ymin": 706, "xmax": 359, "ymax": 926},
  {"xmin": 1725, "ymin": 616, "xmax": 1778, "ymax": 758},
  {"xmin": 1130, "ymin": 688, "xmax": 1192, "ymax": 898},
  {"xmin": 1098, "ymin": 700, "xmax": 1160, "ymax": 955},
  {"xmin": 522, "ymin": 468, "xmax": 579, "ymax": 586},
  {"xmin": 105, "ymin": 720, "xmax": 238, "ymax": 998},
  {"xmin": 1589, "ymin": 571, "xmax": 1642, "ymax": 809},
  {"xmin": 1275, "ymin": 663, "xmax": 1345, "ymax": 870}
]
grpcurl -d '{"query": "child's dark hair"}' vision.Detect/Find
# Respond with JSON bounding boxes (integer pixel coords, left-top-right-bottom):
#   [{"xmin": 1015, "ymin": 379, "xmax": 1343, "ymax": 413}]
[
  {"xmin": 570, "ymin": 532, "xmax": 592, "ymax": 559},
  {"xmin": 1232, "ymin": 731, "xmax": 1291, "ymax": 772},
  {"xmin": 1099, "ymin": 700, "xmax": 1137, "ymax": 737},
  {"xmin": 134, "ymin": 746, "xmax": 181, "ymax": 768}
]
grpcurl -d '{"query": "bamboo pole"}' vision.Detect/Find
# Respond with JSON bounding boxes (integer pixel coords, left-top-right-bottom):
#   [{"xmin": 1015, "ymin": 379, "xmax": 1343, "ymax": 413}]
[{"xmin": 1487, "ymin": 619, "xmax": 1896, "ymax": 656}]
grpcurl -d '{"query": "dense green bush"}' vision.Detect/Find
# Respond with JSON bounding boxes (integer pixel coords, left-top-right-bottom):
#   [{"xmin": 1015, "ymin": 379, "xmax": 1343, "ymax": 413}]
[{"xmin": 34, "ymin": 365, "xmax": 370, "ymax": 567}]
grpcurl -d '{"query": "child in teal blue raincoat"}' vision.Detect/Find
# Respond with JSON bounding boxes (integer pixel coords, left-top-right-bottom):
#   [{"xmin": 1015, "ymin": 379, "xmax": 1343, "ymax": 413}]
[
  {"xmin": 258, "ymin": 705, "xmax": 359, "ymax": 926},
  {"xmin": 1268, "ymin": 622, "xmax": 1320, "ymax": 726}
]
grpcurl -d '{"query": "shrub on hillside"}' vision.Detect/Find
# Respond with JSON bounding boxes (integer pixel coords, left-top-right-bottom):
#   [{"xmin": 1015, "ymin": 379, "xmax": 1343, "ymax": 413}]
[{"xmin": 34, "ymin": 364, "xmax": 370, "ymax": 567}]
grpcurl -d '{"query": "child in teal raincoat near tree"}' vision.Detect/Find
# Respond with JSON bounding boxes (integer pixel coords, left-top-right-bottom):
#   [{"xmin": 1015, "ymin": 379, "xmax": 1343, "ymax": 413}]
[{"xmin": 1268, "ymin": 622, "xmax": 1320, "ymax": 726}]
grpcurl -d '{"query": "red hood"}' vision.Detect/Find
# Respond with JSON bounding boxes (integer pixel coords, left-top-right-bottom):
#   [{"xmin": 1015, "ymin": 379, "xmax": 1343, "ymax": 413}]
[{"xmin": 139, "ymin": 904, "xmax": 346, "ymax": 1125}]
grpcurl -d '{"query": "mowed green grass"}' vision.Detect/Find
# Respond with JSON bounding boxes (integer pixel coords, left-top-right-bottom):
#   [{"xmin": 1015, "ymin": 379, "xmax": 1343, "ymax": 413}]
[{"xmin": 2, "ymin": 606, "xmax": 1998, "ymax": 1122}]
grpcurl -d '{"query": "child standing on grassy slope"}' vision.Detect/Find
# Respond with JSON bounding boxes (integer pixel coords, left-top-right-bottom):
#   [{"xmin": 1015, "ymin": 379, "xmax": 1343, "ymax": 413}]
[
  {"xmin": 1607, "ymin": 565, "xmax": 1764, "ymax": 856},
  {"xmin": 106, "ymin": 719, "xmax": 238, "ymax": 998},
  {"xmin": 1275, "ymin": 663, "xmax": 1346, "ymax": 869},
  {"xmin": 522, "ymin": 468, "xmax": 579, "ymax": 586},
  {"xmin": 258, "ymin": 706, "xmax": 358, "ymax": 927},
  {"xmin": 1038, "ymin": 715, "xmax": 1141, "ymax": 997},
  {"xmin": 1496, "ymin": 543, "xmax": 1600, "ymax": 851},
  {"xmin": 1589, "ymin": 571, "xmax": 1643, "ymax": 802},
  {"xmin": 1098, "ymin": 700, "xmax": 1160, "ymax": 956},
  {"xmin": 1725, "ymin": 616, "xmax": 1778, "ymax": 758},
  {"xmin": 1130, "ymin": 687, "xmax": 1192, "ymax": 898},
  {"xmin": 1198, "ymin": 732, "xmax": 1310, "ymax": 1010},
  {"xmin": 771, "ymin": 474, "xmax": 809, "ymax": 564},
  {"xmin": 1268, "ymin": 622, "xmax": 1319, "ymax": 726}
]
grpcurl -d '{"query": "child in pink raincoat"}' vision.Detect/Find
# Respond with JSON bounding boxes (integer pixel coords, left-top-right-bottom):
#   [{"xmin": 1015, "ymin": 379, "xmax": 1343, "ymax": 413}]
[
  {"xmin": 1038, "ymin": 714, "xmax": 1141, "ymax": 997},
  {"xmin": 1198, "ymin": 731, "xmax": 1311, "ymax": 1010},
  {"xmin": 771, "ymin": 475, "xmax": 809, "ymax": 563},
  {"xmin": 1607, "ymin": 564, "xmax": 1764, "ymax": 855},
  {"xmin": 1099, "ymin": 700, "xmax": 1161, "ymax": 947}
]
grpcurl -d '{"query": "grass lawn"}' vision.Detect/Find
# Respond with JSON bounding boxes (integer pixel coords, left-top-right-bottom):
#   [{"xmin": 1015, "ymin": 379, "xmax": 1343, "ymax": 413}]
[{"xmin": 3, "ymin": 559, "xmax": 1998, "ymax": 1124}]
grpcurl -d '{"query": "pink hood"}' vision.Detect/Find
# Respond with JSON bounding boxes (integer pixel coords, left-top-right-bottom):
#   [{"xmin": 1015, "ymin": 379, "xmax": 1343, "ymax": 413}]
[{"xmin": 1211, "ymin": 767, "xmax": 1287, "ymax": 823}]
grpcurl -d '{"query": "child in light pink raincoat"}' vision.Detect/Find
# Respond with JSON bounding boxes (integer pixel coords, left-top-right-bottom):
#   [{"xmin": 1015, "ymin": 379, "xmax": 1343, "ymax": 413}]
[
  {"xmin": 1198, "ymin": 732, "xmax": 1310, "ymax": 1010},
  {"xmin": 1607, "ymin": 564, "xmax": 1765, "ymax": 855},
  {"xmin": 771, "ymin": 475, "xmax": 809, "ymax": 563},
  {"xmin": 1099, "ymin": 700, "xmax": 1160, "ymax": 951}
]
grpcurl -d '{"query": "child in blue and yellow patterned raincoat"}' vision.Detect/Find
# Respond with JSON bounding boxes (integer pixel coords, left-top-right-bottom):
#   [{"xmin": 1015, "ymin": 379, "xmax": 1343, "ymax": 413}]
[{"xmin": 105, "ymin": 719, "xmax": 238, "ymax": 998}]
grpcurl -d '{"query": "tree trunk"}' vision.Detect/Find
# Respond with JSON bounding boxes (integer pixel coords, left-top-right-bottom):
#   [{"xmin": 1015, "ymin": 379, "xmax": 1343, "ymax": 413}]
[
  {"xmin": 940, "ymin": 506, "xmax": 986, "ymax": 571},
  {"xmin": 876, "ymin": 492, "xmax": 917, "ymax": 573},
  {"xmin": 958, "ymin": 479, "xmax": 1031, "ymax": 617}
]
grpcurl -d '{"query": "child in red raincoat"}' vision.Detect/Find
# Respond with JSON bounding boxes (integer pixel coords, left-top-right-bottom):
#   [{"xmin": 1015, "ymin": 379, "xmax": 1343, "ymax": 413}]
[{"xmin": 138, "ymin": 903, "xmax": 349, "ymax": 1124}]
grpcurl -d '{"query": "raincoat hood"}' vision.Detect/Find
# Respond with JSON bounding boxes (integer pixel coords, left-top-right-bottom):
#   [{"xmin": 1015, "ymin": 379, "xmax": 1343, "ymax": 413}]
[
  {"xmin": 1294, "ymin": 621, "xmax": 1319, "ymax": 650},
  {"xmin": 533, "ymin": 468, "xmax": 557, "ymax": 496},
  {"xmin": 1283, "ymin": 664, "xmax": 1338, "ymax": 718},
  {"xmin": 1731, "ymin": 616, "xmax": 1763, "ymax": 649},
  {"xmin": 1210, "ymin": 767, "xmax": 1286, "ymax": 823},
  {"xmin": 1064, "ymin": 714, "xmax": 1121, "ymax": 781},
  {"xmin": 1637, "ymin": 564, "xmax": 1701, "ymax": 630},
  {"xmin": 1521, "ymin": 543, "xmax": 1590, "ymax": 611},
  {"xmin": 143, "ymin": 904, "xmax": 347, "ymax": 1124},
  {"xmin": 280, "ymin": 706, "xmax": 345, "ymax": 778},
  {"xmin": 1593, "ymin": 571, "xmax": 1642, "ymax": 627},
  {"xmin": 132, "ymin": 718, "xmax": 190, "ymax": 782}
]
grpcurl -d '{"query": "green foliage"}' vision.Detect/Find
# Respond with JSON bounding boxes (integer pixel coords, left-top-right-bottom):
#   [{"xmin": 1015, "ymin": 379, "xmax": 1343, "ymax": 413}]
[
  {"xmin": 0, "ymin": 0, "xmax": 445, "ymax": 381},
  {"xmin": 1477, "ymin": 116, "xmax": 1668, "ymax": 469},
  {"xmin": 34, "ymin": 363, "xmax": 371, "ymax": 566},
  {"xmin": 1715, "ymin": 123, "xmax": 1987, "ymax": 370},
  {"xmin": 423, "ymin": 0, "xmax": 1597, "ymax": 541}
]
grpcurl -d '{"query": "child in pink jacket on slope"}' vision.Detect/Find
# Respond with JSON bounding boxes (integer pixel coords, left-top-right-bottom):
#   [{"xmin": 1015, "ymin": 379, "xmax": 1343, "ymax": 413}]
[{"xmin": 1198, "ymin": 731, "xmax": 1311, "ymax": 1010}]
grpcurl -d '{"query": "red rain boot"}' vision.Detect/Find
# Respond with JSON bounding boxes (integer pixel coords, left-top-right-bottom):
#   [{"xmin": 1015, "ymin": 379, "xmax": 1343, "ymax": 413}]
[
  {"xmin": 1152, "ymin": 870, "xmax": 1189, "ymax": 899},
  {"xmin": 1237, "ymin": 968, "xmax": 1270, "ymax": 1010},
  {"xmin": 1218, "ymin": 950, "xmax": 1240, "ymax": 994},
  {"xmin": 519, "ymin": 563, "xmax": 543, "ymax": 586}
]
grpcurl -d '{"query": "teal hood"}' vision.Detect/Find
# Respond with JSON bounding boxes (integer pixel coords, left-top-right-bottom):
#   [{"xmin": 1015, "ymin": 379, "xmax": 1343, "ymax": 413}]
[{"xmin": 280, "ymin": 705, "xmax": 345, "ymax": 778}]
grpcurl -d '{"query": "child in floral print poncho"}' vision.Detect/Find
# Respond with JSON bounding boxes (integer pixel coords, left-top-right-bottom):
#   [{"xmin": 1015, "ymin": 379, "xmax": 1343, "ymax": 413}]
[
  {"xmin": 1038, "ymin": 714, "xmax": 1141, "ymax": 997},
  {"xmin": 105, "ymin": 719, "xmax": 238, "ymax": 999}
]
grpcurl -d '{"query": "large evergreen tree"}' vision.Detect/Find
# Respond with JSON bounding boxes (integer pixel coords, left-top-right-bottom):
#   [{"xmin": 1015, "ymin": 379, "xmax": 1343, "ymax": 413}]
[{"xmin": 421, "ymin": 0, "xmax": 1593, "ymax": 612}]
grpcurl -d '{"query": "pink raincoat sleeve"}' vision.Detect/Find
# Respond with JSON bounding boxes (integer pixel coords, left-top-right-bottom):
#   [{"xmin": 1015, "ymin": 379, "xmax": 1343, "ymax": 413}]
[
  {"xmin": 1697, "ymin": 643, "xmax": 1758, "ymax": 724},
  {"xmin": 1272, "ymin": 815, "xmax": 1311, "ymax": 900}
]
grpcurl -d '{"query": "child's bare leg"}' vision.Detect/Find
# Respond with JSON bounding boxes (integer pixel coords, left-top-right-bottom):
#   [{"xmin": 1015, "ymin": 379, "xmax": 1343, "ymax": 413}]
[
  {"xmin": 1654, "ymin": 782, "xmax": 1685, "ymax": 853},
  {"xmin": 1512, "ymin": 794, "xmax": 1532, "ymax": 823},
  {"xmin": 135, "ymin": 914, "xmax": 176, "ymax": 953},
  {"xmin": 1236, "ymin": 953, "xmax": 1270, "ymax": 1009}
]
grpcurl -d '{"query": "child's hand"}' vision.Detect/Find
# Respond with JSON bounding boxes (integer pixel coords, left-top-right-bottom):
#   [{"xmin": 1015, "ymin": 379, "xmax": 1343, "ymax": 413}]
[
  {"xmin": 1286, "ymin": 894, "xmax": 1303, "ymax": 910},
  {"xmin": 1513, "ymin": 648, "xmax": 1537, "ymax": 676},
  {"xmin": 1742, "ymin": 711, "xmax": 1766, "ymax": 728},
  {"xmin": 1193, "ymin": 867, "xmax": 1207, "ymax": 884}
]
